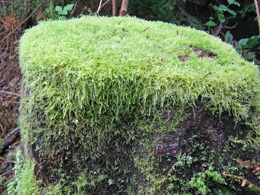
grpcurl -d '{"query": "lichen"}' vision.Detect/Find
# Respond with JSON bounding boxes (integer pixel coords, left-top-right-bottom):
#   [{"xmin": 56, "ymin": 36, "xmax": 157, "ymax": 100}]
[{"xmin": 17, "ymin": 16, "xmax": 260, "ymax": 194}]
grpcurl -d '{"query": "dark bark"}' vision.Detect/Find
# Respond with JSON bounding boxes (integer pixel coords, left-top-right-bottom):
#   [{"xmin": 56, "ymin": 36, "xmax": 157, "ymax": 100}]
[{"xmin": 119, "ymin": 0, "xmax": 129, "ymax": 16}]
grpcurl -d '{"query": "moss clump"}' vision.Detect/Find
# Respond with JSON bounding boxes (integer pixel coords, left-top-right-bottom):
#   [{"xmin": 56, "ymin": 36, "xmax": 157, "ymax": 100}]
[
  {"xmin": 7, "ymin": 150, "xmax": 38, "ymax": 195},
  {"xmin": 17, "ymin": 16, "xmax": 260, "ymax": 194}
]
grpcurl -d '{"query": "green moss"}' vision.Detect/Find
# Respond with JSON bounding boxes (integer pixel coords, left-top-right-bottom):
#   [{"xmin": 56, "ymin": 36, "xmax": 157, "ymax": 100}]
[
  {"xmin": 188, "ymin": 166, "xmax": 226, "ymax": 195},
  {"xmin": 20, "ymin": 16, "xmax": 259, "ymax": 124},
  {"xmin": 7, "ymin": 150, "xmax": 38, "ymax": 195},
  {"xmin": 18, "ymin": 16, "xmax": 260, "ymax": 194}
]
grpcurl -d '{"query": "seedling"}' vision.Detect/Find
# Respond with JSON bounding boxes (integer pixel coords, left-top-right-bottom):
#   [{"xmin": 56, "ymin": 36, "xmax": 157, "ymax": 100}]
[
  {"xmin": 205, "ymin": 0, "xmax": 240, "ymax": 34},
  {"xmin": 55, "ymin": 4, "xmax": 74, "ymax": 20}
]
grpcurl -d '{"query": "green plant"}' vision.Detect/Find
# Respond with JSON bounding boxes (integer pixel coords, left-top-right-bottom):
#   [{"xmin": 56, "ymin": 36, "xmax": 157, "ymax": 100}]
[
  {"xmin": 225, "ymin": 31, "xmax": 259, "ymax": 62},
  {"xmin": 189, "ymin": 166, "xmax": 226, "ymax": 195},
  {"xmin": 237, "ymin": 36, "xmax": 260, "ymax": 50},
  {"xmin": 226, "ymin": 32, "xmax": 259, "ymax": 51},
  {"xmin": 205, "ymin": 0, "xmax": 240, "ymax": 31},
  {"xmin": 205, "ymin": 1, "xmax": 260, "ymax": 63},
  {"xmin": 55, "ymin": 4, "xmax": 74, "ymax": 20}
]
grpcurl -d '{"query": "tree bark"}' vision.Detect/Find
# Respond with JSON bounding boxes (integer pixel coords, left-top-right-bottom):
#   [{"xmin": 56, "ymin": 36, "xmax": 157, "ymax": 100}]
[{"xmin": 119, "ymin": 0, "xmax": 129, "ymax": 16}]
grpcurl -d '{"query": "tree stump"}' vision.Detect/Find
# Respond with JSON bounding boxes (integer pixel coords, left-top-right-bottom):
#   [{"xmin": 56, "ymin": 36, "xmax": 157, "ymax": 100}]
[{"xmin": 9, "ymin": 16, "xmax": 260, "ymax": 194}]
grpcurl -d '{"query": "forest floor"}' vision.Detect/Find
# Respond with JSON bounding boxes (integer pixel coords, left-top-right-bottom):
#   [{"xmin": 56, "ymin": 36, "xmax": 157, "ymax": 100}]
[{"xmin": 0, "ymin": 55, "xmax": 21, "ymax": 193}]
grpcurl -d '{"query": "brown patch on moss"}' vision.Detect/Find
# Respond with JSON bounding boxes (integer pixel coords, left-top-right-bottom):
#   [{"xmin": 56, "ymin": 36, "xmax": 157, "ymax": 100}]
[
  {"xmin": 189, "ymin": 46, "xmax": 217, "ymax": 58},
  {"xmin": 178, "ymin": 46, "xmax": 217, "ymax": 62},
  {"xmin": 178, "ymin": 54, "xmax": 189, "ymax": 62}
]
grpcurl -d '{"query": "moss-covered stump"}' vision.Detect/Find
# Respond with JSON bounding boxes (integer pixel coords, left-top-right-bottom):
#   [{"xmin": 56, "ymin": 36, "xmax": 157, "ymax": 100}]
[{"xmin": 10, "ymin": 16, "xmax": 260, "ymax": 194}]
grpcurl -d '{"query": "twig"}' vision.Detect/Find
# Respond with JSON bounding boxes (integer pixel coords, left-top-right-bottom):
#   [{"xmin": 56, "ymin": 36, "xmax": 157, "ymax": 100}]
[
  {"xmin": 96, "ymin": 0, "xmax": 110, "ymax": 14},
  {"xmin": 211, "ymin": 22, "xmax": 237, "ymax": 37},
  {"xmin": 1, "ymin": 101, "xmax": 20, "ymax": 104},
  {"xmin": 254, "ymin": 0, "xmax": 260, "ymax": 35},
  {"xmin": 96, "ymin": 0, "xmax": 103, "ymax": 14},
  {"xmin": 213, "ymin": 21, "xmax": 222, "ymax": 37},
  {"xmin": 0, "ymin": 0, "xmax": 45, "ymax": 45},
  {"xmin": 0, "ymin": 90, "xmax": 20, "ymax": 97},
  {"xmin": 143, "ymin": 27, "xmax": 150, "ymax": 32},
  {"xmin": 222, "ymin": 22, "xmax": 238, "ymax": 30},
  {"xmin": 101, "ymin": 0, "xmax": 110, "ymax": 10},
  {"xmin": 2, "ymin": 160, "xmax": 16, "ymax": 164},
  {"xmin": 2, "ymin": 126, "xmax": 20, "ymax": 152},
  {"xmin": 0, "ymin": 123, "xmax": 6, "ymax": 138},
  {"xmin": 69, "ymin": 0, "xmax": 78, "ymax": 19},
  {"xmin": 112, "ymin": 0, "xmax": 116, "ymax": 16},
  {"xmin": 0, "ymin": 157, "xmax": 6, "ymax": 161}
]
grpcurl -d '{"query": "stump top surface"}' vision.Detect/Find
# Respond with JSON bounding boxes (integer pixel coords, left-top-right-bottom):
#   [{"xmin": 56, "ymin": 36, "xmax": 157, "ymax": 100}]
[{"xmin": 19, "ymin": 16, "xmax": 260, "ymax": 121}]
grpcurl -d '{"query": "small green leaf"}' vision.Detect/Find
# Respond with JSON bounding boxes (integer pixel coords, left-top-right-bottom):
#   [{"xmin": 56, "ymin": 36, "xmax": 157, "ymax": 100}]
[
  {"xmin": 64, "ymin": 4, "xmax": 74, "ymax": 11},
  {"xmin": 238, "ymin": 38, "xmax": 249, "ymax": 48},
  {"xmin": 226, "ymin": 8, "xmax": 236, "ymax": 15},
  {"xmin": 55, "ymin": 6, "xmax": 63, "ymax": 12},
  {"xmin": 204, "ymin": 21, "xmax": 217, "ymax": 27},
  {"xmin": 238, "ymin": 36, "xmax": 259, "ymax": 49},
  {"xmin": 213, "ymin": 5, "xmax": 222, "ymax": 13},
  {"xmin": 58, "ymin": 10, "xmax": 68, "ymax": 15},
  {"xmin": 218, "ymin": 4, "xmax": 228, "ymax": 11},
  {"xmin": 225, "ymin": 31, "xmax": 232, "ymax": 44},
  {"xmin": 217, "ymin": 14, "xmax": 226, "ymax": 22},
  {"xmin": 247, "ymin": 36, "xmax": 260, "ymax": 48},
  {"xmin": 218, "ymin": 5, "xmax": 236, "ymax": 15},
  {"xmin": 227, "ymin": 0, "xmax": 240, "ymax": 6}
]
